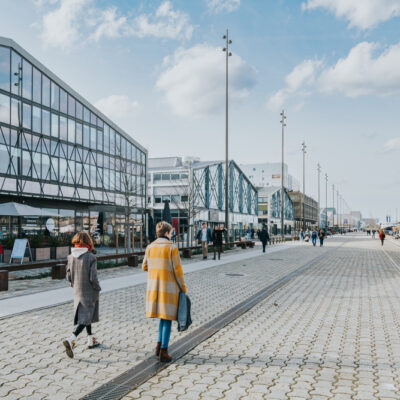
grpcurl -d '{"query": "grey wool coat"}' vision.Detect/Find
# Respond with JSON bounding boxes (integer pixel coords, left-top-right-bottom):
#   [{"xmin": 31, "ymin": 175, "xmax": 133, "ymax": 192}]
[{"xmin": 66, "ymin": 248, "xmax": 101, "ymax": 325}]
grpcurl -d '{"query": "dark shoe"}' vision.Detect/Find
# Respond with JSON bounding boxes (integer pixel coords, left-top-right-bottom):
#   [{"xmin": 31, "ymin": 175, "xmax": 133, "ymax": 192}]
[
  {"xmin": 203, "ymin": 256, "xmax": 207, "ymax": 259},
  {"xmin": 155, "ymin": 341, "xmax": 161, "ymax": 357},
  {"xmin": 62, "ymin": 339, "xmax": 75, "ymax": 359},
  {"xmin": 159, "ymin": 348, "xmax": 172, "ymax": 362},
  {"xmin": 213, "ymin": 256, "xmax": 216, "ymax": 260}
]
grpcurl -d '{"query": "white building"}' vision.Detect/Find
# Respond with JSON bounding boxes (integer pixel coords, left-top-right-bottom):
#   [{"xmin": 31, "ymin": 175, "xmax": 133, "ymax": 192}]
[
  {"xmin": 240, "ymin": 163, "xmax": 300, "ymax": 192},
  {"xmin": 148, "ymin": 157, "xmax": 258, "ymax": 237}
]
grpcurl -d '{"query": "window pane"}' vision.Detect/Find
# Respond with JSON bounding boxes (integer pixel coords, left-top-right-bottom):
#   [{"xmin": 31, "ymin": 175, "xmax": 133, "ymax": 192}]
[
  {"xmin": 22, "ymin": 150, "xmax": 30, "ymax": 176},
  {"xmin": 162, "ymin": 174, "xmax": 170, "ymax": 180},
  {"xmin": 42, "ymin": 109, "xmax": 50, "ymax": 136},
  {"xmin": 110, "ymin": 129, "xmax": 115, "ymax": 155},
  {"xmin": 83, "ymin": 124, "xmax": 90, "ymax": 147},
  {"xmin": 83, "ymin": 106, "xmax": 89, "ymax": 122},
  {"xmin": 10, "ymin": 98, "xmax": 19, "ymax": 126},
  {"xmin": 22, "ymin": 59, "xmax": 32, "ymax": 100},
  {"xmin": 76, "ymin": 122, "xmax": 82, "ymax": 145},
  {"xmin": 0, "ymin": 93, "xmax": 10, "ymax": 124},
  {"xmin": 104, "ymin": 124, "xmax": 110, "ymax": 153},
  {"xmin": 0, "ymin": 46, "xmax": 10, "ymax": 92},
  {"xmin": 51, "ymin": 82, "xmax": 59, "ymax": 110},
  {"xmin": 68, "ymin": 94, "xmax": 75, "ymax": 117},
  {"xmin": 32, "ymin": 67, "xmax": 41, "ymax": 103},
  {"xmin": 76, "ymin": 101, "xmax": 83, "ymax": 120},
  {"xmin": 59, "ymin": 116, "xmax": 67, "ymax": 141},
  {"xmin": 90, "ymin": 112, "xmax": 96, "ymax": 125},
  {"xmin": 22, "ymin": 103, "xmax": 31, "ymax": 129},
  {"xmin": 90, "ymin": 126, "xmax": 96, "ymax": 149},
  {"xmin": 51, "ymin": 113, "xmax": 58, "ymax": 137},
  {"xmin": 68, "ymin": 118, "xmax": 75, "ymax": 142},
  {"xmin": 42, "ymin": 75, "xmax": 50, "ymax": 107},
  {"xmin": 60, "ymin": 88, "xmax": 67, "ymax": 114},
  {"xmin": 97, "ymin": 130, "xmax": 102, "ymax": 151},
  {"xmin": 32, "ymin": 106, "xmax": 41, "ymax": 133},
  {"xmin": 11, "ymin": 51, "xmax": 21, "ymax": 96}
]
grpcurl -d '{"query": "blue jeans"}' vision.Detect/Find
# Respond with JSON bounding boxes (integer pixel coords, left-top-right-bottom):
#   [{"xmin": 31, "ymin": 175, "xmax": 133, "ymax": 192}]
[
  {"xmin": 312, "ymin": 237, "xmax": 317, "ymax": 246},
  {"xmin": 158, "ymin": 319, "xmax": 172, "ymax": 348}
]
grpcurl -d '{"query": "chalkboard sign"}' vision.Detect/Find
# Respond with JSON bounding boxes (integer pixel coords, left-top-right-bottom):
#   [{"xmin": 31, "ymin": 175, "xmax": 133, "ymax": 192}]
[{"xmin": 10, "ymin": 239, "xmax": 32, "ymax": 264}]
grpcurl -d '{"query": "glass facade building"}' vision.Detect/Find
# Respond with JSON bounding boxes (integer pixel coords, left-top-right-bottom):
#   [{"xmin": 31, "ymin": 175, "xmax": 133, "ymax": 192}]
[{"xmin": 0, "ymin": 37, "xmax": 147, "ymax": 244}]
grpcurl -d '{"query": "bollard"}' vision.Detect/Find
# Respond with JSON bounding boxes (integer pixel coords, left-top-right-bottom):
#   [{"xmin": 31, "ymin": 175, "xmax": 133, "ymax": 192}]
[
  {"xmin": 52, "ymin": 264, "xmax": 66, "ymax": 280},
  {"xmin": 0, "ymin": 270, "xmax": 8, "ymax": 291},
  {"xmin": 128, "ymin": 255, "xmax": 138, "ymax": 267},
  {"xmin": 183, "ymin": 248, "xmax": 192, "ymax": 258}
]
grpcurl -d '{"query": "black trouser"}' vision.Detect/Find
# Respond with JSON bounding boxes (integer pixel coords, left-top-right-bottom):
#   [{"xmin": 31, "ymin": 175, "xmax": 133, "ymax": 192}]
[
  {"xmin": 262, "ymin": 242, "xmax": 267, "ymax": 252},
  {"xmin": 74, "ymin": 324, "xmax": 92, "ymax": 337},
  {"xmin": 381, "ymin": 239, "xmax": 384, "ymax": 246},
  {"xmin": 213, "ymin": 245, "xmax": 222, "ymax": 259}
]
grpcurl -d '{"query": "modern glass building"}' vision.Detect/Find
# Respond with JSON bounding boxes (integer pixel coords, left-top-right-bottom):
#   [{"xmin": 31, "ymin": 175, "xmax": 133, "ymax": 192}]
[{"xmin": 0, "ymin": 37, "xmax": 147, "ymax": 245}]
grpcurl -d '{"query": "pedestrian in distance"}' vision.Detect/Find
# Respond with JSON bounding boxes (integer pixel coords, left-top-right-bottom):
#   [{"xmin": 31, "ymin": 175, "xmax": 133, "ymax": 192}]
[
  {"xmin": 171, "ymin": 228, "xmax": 177, "ymax": 243},
  {"xmin": 62, "ymin": 232, "xmax": 101, "ymax": 359},
  {"xmin": 196, "ymin": 222, "xmax": 212, "ymax": 259},
  {"xmin": 212, "ymin": 225, "xmax": 225, "ymax": 260},
  {"xmin": 142, "ymin": 221, "xmax": 187, "ymax": 362},
  {"xmin": 260, "ymin": 225, "xmax": 270, "ymax": 253},
  {"xmin": 379, "ymin": 230, "xmax": 386, "ymax": 246},
  {"xmin": 300, "ymin": 228, "xmax": 304, "ymax": 240},
  {"xmin": 246, "ymin": 226, "xmax": 251, "ymax": 240},
  {"xmin": 372, "ymin": 229, "xmax": 376, "ymax": 239},
  {"xmin": 311, "ymin": 228, "xmax": 318, "ymax": 247},
  {"xmin": 319, "ymin": 229, "xmax": 325, "ymax": 247}
]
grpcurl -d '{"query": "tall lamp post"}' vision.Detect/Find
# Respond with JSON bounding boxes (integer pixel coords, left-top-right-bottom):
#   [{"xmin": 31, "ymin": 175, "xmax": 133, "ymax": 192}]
[
  {"xmin": 280, "ymin": 110, "xmax": 286, "ymax": 239},
  {"xmin": 336, "ymin": 189, "xmax": 339, "ymax": 230},
  {"xmin": 222, "ymin": 30, "xmax": 232, "ymax": 240},
  {"xmin": 301, "ymin": 142, "xmax": 307, "ymax": 231},
  {"xmin": 332, "ymin": 184, "xmax": 335, "ymax": 228},
  {"xmin": 317, "ymin": 163, "xmax": 321, "ymax": 228},
  {"xmin": 325, "ymin": 173, "xmax": 328, "ymax": 228}
]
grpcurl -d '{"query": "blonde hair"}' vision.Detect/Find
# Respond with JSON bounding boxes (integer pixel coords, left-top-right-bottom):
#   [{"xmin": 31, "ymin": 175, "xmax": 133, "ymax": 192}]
[
  {"xmin": 156, "ymin": 221, "xmax": 172, "ymax": 237},
  {"xmin": 71, "ymin": 231, "xmax": 94, "ymax": 250}
]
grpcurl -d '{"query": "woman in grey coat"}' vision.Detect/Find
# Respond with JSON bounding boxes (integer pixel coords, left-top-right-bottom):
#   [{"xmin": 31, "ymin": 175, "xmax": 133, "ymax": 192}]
[{"xmin": 62, "ymin": 232, "xmax": 101, "ymax": 358}]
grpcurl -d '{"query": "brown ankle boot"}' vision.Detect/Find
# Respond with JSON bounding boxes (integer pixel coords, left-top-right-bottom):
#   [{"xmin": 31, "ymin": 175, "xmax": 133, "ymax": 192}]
[
  {"xmin": 155, "ymin": 342, "xmax": 161, "ymax": 356},
  {"xmin": 159, "ymin": 348, "xmax": 172, "ymax": 362}
]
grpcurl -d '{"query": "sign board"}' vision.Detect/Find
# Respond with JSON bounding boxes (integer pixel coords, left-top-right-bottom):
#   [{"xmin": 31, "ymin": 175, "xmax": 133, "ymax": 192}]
[
  {"xmin": 272, "ymin": 174, "xmax": 280, "ymax": 179},
  {"xmin": 10, "ymin": 239, "xmax": 33, "ymax": 264},
  {"xmin": 46, "ymin": 218, "xmax": 55, "ymax": 233},
  {"xmin": 209, "ymin": 210, "xmax": 219, "ymax": 222}
]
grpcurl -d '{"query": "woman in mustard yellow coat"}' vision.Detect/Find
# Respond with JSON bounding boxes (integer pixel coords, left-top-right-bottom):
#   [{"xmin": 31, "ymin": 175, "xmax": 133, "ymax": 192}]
[{"xmin": 142, "ymin": 221, "xmax": 187, "ymax": 362}]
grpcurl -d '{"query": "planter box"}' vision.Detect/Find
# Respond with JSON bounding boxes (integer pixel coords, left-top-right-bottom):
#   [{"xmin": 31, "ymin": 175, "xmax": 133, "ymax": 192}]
[
  {"xmin": 34, "ymin": 247, "xmax": 51, "ymax": 261},
  {"xmin": 3, "ymin": 249, "xmax": 11, "ymax": 263}
]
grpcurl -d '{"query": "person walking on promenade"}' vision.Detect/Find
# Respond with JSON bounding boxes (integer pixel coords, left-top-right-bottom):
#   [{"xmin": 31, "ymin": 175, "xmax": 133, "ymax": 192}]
[
  {"xmin": 372, "ymin": 229, "xmax": 376, "ymax": 239},
  {"xmin": 260, "ymin": 226, "xmax": 270, "ymax": 253},
  {"xmin": 379, "ymin": 230, "xmax": 386, "ymax": 246},
  {"xmin": 311, "ymin": 228, "xmax": 318, "ymax": 247},
  {"xmin": 196, "ymin": 222, "xmax": 212, "ymax": 259},
  {"xmin": 212, "ymin": 226, "xmax": 224, "ymax": 260},
  {"xmin": 142, "ymin": 221, "xmax": 187, "ymax": 362},
  {"xmin": 300, "ymin": 228, "xmax": 304, "ymax": 240},
  {"xmin": 319, "ymin": 229, "xmax": 325, "ymax": 247},
  {"xmin": 171, "ymin": 228, "xmax": 177, "ymax": 243},
  {"xmin": 63, "ymin": 232, "xmax": 101, "ymax": 359}
]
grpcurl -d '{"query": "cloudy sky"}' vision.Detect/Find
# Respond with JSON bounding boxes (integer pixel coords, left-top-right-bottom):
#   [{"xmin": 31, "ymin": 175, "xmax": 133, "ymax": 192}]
[{"xmin": 1, "ymin": 0, "xmax": 400, "ymax": 222}]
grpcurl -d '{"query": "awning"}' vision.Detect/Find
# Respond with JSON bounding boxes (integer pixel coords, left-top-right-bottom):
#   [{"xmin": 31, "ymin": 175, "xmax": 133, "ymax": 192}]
[{"xmin": 0, "ymin": 202, "xmax": 61, "ymax": 217}]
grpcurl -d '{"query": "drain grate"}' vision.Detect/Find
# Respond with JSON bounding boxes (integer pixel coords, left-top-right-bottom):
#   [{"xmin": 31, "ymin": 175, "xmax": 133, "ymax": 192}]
[
  {"xmin": 225, "ymin": 273, "xmax": 245, "ymax": 277},
  {"xmin": 266, "ymin": 258, "xmax": 284, "ymax": 261}
]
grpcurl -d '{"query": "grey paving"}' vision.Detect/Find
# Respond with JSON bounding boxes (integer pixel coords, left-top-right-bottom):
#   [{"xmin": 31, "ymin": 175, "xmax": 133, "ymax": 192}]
[
  {"xmin": 0, "ymin": 241, "xmax": 317, "ymax": 399},
  {"xmin": 122, "ymin": 236, "xmax": 400, "ymax": 400}
]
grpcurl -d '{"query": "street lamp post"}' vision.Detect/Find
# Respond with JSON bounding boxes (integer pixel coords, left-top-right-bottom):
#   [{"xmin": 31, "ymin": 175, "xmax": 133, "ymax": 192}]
[
  {"xmin": 336, "ymin": 189, "xmax": 339, "ymax": 230},
  {"xmin": 302, "ymin": 142, "xmax": 306, "ymax": 231},
  {"xmin": 325, "ymin": 173, "xmax": 328, "ymax": 228},
  {"xmin": 280, "ymin": 110, "xmax": 286, "ymax": 239},
  {"xmin": 222, "ymin": 30, "xmax": 232, "ymax": 240},
  {"xmin": 332, "ymin": 184, "xmax": 335, "ymax": 228},
  {"xmin": 317, "ymin": 163, "xmax": 321, "ymax": 228}
]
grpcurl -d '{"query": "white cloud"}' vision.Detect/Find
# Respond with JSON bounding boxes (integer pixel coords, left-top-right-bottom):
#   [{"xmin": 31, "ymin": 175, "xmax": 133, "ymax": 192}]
[
  {"xmin": 132, "ymin": 1, "xmax": 193, "ymax": 40},
  {"xmin": 318, "ymin": 42, "xmax": 400, "ymax": 96},
  {"xmin": 36, "ymin": 0, "xmax": 193, "ymax": 49},
  {"xmin": 267, "ymin": 59, "xmax": 322, "ymax": 111},
  {"xmin": 267, "ymin": 41, "xmax": 400, "ymax": 109},
  {"xmin": 94, "ymin": 95, "xmax": 139, "ymax": 120},
  {"xmin": 302, "ymin": 0, "xmax": 400, "ymax": 30},
  {"xmin": 206, "ymin": 0, "xmax": 240, "ymax": 13},
  {"xmin": 382, "ymin": 138, "xmax": 400, "ymax": 153},
  {"xmin": 156, "ymin": 44, "xmax": 257, "ymax": 117},
  {"xmin": 39, "ymin": 0, "xmax": 88, "ymax": 50}
]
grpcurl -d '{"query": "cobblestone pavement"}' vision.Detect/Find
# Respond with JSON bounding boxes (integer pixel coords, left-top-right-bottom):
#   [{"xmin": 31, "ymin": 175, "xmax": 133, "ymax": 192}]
[
  {"xmin": 0, "ymin": 240, "xmax": 320, "ymax": 399},
  {"xmin": 120, "ymin": 235, "xmax": 400, "ymax": 400},
  {"xmin": 0, "ymin": 242, "xmax": 275, "ymax": 300}
]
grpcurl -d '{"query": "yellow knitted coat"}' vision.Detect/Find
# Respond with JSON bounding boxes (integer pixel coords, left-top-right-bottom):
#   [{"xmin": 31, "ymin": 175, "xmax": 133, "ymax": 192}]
[{"xmin": 142, "ymin": 237, "xmax": 187, "ymax": 321}]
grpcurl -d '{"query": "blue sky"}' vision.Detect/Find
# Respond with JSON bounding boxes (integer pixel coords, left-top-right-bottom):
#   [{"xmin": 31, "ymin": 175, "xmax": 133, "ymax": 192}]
[{"xmin": 1, "ymin": 0, "xmax": 400, "ymax": 222}]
